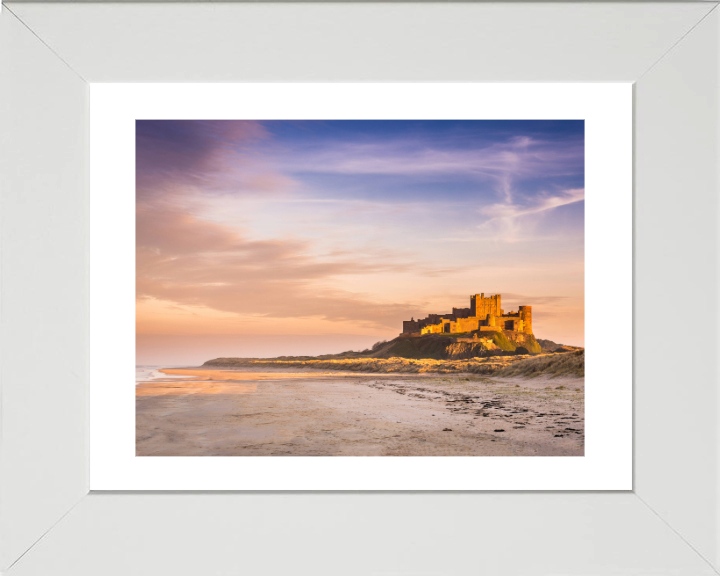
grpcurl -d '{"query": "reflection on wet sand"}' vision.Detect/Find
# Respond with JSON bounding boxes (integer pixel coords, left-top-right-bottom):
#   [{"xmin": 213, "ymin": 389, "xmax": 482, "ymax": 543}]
[
  {"xmin": 158, "ymin": 368, "xmax": 346, "ymax": 382},
  {"xmin": 136, "ymin": 380, "xmax": 258, "ymax": 397}
]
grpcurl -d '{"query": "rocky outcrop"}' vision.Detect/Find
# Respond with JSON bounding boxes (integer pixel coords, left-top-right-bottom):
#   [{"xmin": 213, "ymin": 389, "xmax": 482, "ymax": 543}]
[{"xmin": 443, "ymin": 342, "xmax": 494, "ymax": 359}]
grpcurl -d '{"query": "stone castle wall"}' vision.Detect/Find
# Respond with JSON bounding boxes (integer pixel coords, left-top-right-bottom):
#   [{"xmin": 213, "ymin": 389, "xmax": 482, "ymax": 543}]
[{"xmin": 471, "ymin": 293, "xmax": 503, "ymax": 318}]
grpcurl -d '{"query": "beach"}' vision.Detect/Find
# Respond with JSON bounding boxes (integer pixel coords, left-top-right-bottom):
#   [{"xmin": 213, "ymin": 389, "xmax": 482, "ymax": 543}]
[{"xmin": 136, "ymin": 368, "xmax": 584, "ymax": 456}]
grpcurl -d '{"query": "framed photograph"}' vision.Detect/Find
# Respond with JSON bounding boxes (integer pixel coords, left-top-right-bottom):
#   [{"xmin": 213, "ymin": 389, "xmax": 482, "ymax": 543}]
[
  {"xmin": 2, "ymin": 2, "xmax": 718, "ymax": 575},
  {"xmin": 89, "ymin": 83, "xmax": 631, "ymax": 491}
]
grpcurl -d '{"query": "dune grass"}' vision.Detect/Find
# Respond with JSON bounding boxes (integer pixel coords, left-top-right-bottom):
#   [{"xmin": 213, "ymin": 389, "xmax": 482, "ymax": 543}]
[
  {"xmin": 204, "ymin": 350, "xmax": 583, "ymax": 377},
  {"xmin": 495, "ymin": 350, "xmax": 584, "ymax": 379}
]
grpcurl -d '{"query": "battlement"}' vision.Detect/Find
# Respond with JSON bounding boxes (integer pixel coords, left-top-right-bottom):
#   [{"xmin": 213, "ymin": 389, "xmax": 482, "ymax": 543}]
[{"xmin": 402, "ymin": 293, "xmax": 534, "ymax": 336}]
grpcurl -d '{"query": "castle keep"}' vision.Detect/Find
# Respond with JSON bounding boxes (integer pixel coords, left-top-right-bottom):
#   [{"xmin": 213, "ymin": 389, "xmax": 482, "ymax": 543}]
[{"xmin": 402, "ymin": 293, "xmax": 533, "ymax": 336}]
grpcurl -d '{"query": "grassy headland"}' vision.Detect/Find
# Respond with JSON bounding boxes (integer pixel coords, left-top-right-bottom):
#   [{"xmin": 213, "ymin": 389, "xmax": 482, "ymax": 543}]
[{"xmin": 202, "ymin": 334, "xmax": 583, "ymax": 377}]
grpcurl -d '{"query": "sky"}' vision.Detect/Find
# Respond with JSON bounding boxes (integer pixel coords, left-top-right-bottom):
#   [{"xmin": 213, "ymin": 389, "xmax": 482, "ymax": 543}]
[{"xmin": 136, "ymin": 120, "xmax": 584, "ymax": 365}]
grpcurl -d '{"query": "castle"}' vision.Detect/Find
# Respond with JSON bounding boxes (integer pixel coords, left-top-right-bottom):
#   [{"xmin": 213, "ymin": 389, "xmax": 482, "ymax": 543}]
[{"xmin": 402, "ymin": 293, "xmax": 533, "ymax": 336}]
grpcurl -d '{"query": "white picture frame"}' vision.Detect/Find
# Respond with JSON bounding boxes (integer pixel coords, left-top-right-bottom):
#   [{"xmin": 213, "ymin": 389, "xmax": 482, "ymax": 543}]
[{"xmin": 1, "ymin": 2, "xmax": 718, "ymax": 574}]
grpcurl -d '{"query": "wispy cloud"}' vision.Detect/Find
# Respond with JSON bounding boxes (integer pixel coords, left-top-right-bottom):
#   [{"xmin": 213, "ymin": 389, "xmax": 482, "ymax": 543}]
[
  {"xmin": 472, "ymin": 187, "xmax": 585, "ymax": 241},
  {"xmin": 501, "ymin": 293, "xmax": 572, "ymax": 306},
  {"xmin": 436, "ymin": 188, "xmax": 584, "ymax": 243},
  {"xmin": 277, "ymin": 136, "xmax": 583, "ymax": 182},
  {"xmin": 480, "ymin": 188, "xmax": 585, "ymax": 221}
]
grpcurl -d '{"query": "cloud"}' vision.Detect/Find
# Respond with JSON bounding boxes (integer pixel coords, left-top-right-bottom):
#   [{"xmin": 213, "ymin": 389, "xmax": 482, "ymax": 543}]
[
  {"xmin": 136, "ymin": 120, "xmax": 295, "ymax": 199},
  {"xmin": 276, "ymin": 135, "xmax": 583, "ymax": 182},
  {"xmin": 461, "ymin": 188, "xmax": 585, "ymax": 243},
  {"xmin": 137, "ymin": 208, "xmax": 444, "ymax": 329},
  {"xmin": 501, "ymin": 294, "xmax": 572, "ymax": 306},
  {"xmin": 479, "ymin": 188, "xmax": 585, "ymax": 221},
  {"xmin": 435, "ymin": 188, "xmax": 584, "ymax": 244}
]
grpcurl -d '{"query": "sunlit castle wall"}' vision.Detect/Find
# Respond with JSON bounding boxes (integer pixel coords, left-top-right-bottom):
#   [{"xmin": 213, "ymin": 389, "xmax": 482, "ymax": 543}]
[{"xmin": 470, "ymin": 293, "xmax": 503, "ymax": 318}]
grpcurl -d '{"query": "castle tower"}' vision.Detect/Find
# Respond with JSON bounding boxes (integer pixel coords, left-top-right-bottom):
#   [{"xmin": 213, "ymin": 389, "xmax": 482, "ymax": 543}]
[
  {"xmin": 471, "ymin": 293, "xmax": 501, "ymax": 318},
  {"xmin": 519, "ymin": 306, "xmax": 533, "ymax": 334}
]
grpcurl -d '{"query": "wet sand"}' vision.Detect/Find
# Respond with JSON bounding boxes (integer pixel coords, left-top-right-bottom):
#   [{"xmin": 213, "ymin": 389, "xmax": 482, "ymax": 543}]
[{"xmin": 137, "ymin": 368, "xmax": 584, "ymax": 456}]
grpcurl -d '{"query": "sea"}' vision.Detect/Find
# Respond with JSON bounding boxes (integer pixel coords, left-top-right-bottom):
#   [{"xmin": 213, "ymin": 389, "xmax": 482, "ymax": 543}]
[{"xmin": 135, "ymin": 365, "xmax": 191, "ymax": 385}]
